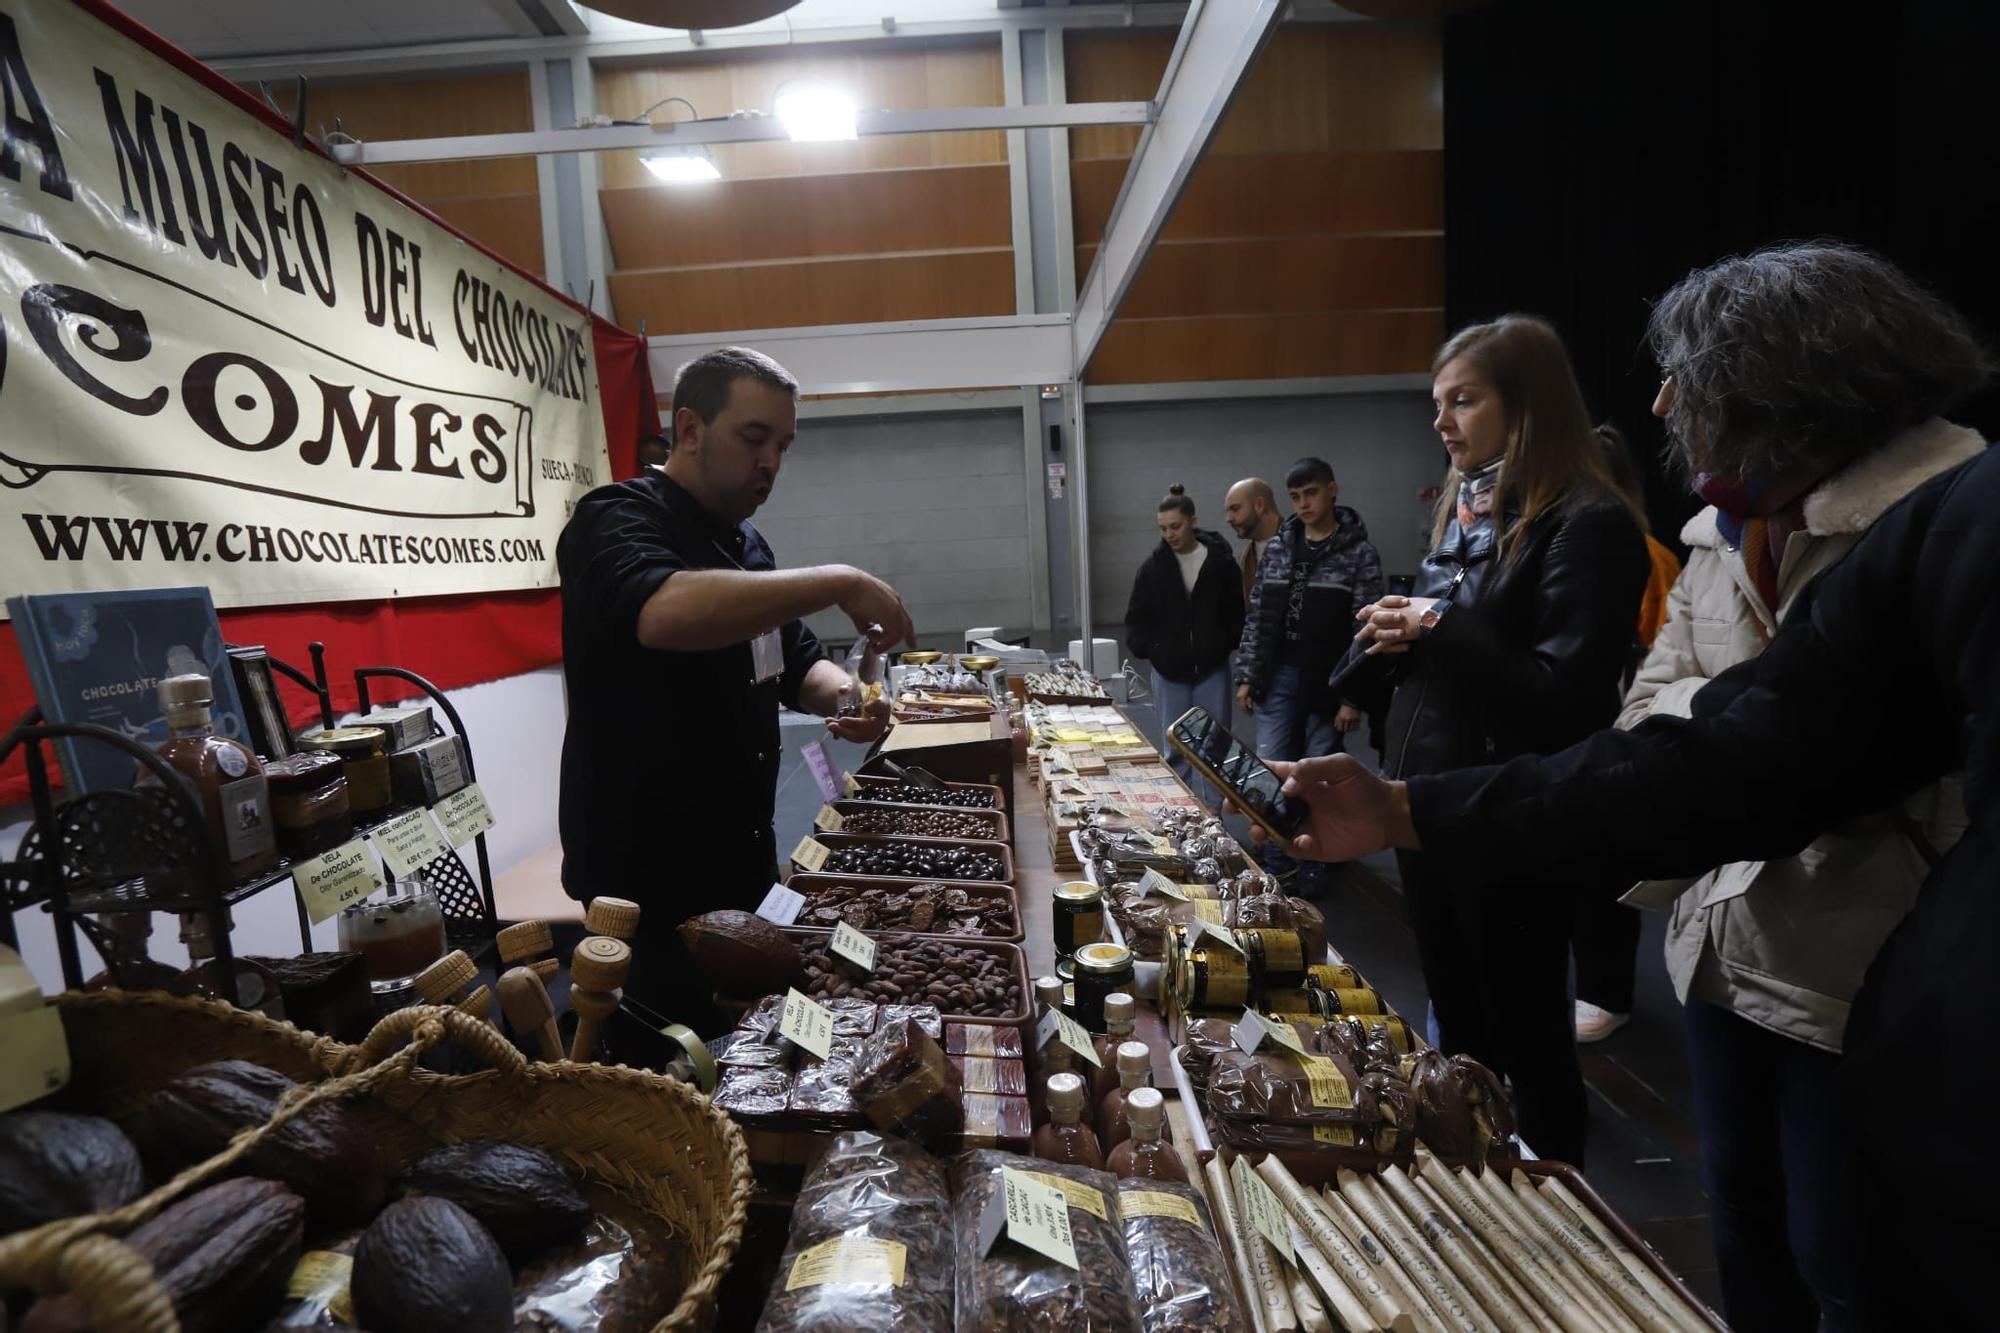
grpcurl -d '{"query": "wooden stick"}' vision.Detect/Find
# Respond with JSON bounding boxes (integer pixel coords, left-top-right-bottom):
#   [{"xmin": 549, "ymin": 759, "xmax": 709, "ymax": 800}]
[
  {"xmin": 1203, "ymin": 1157, "xmax": 1273, "ymax": 1333},
  {"xmin": 1509, "ymin": 1173, "xmax": 1684, "ymax": 1333},
  {"xmin": 566, "ymin": 936, "xmax": 631, "ymax": 1062},
  {"xmin": 1413, "ymin": 1171, "xmax": 1561, "ymax": 1333},
  {"xmin": 1416, "ymin": 1160, "xmax": 1603, "ymax": 1333},
  {"xmin": 1539, "ymin": 1177, "xmax": 1710, "ymax": 1333},
  {"xmin": 1468, "ymin": 1169, "xmax": 1625, "ymax": 1332},
  {"xmin": 1380, "ymin": 1165, "xmax": 1542, "ymax": 1332},
  {"xmin": 497, "ymin": 965, "xmax": 563, "ymax": 1061},
  {"xmin": 1339, "ymin": 1170, "xmax": 1485, "ymax": 1333},
  {"xmin": 1316, "ymin": 1185, "xmax": 1444, "ymax": 1333},
  {"xmin": 1255, "ymin": 1156, "xmax": 1412, "ymax": 1332}
]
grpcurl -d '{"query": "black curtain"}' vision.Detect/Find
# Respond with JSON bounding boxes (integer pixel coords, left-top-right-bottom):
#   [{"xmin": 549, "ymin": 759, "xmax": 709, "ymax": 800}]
[{"xmin": 1442, "ymin": 0, "xmax": 2000, "ymax": 541}]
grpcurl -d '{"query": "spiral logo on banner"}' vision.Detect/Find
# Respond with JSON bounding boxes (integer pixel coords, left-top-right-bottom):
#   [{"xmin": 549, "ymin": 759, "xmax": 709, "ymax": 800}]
[{"xmin": 0, "ymin": 0, "xmax": 613, "ymax": 613}]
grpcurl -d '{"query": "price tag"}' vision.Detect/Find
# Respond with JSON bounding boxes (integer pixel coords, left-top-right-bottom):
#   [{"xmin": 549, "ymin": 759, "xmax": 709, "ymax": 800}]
[
  {"xmin": 829, "ymin": 921, "xmax": 877, "ymax": 972},
  {"xmin": 1233, "ymin": 1008, "xmax": 1308, "ymax": 1057},
  {"xmin": 791, "ymin": 835, "xmax": 832, "ymax": 873},
  {"xmin": 802, "ymin": 741, "xmax": 844, "ymax": 803},
  {"xmin": 1033, "ymin": 1007, "xmax": 1104, "ymax": 1067},
  {"xmin": 777, "ymin": 988, "xmax": 834, "ymax": 1059},
  {"xmin": 292, "ymin": 838, "xmax": 383, "ymax": 924},
  {"xmin": 756, "ymin": 883, "xmax": 806, "ymax": 926},
  {"xmin": 785, "ymin": 1234, "xmax": 907, "ymax": 1291},
  {"xmin": 998, "ymin": 1168, "xmax": 1080, "ymax": 1269},
  {"xmin": 1233, "ymin": 1156, "xmax": 1295, "ymax": 1265},
  {"xmin": 843, "ymin": 772, "xmax": 860, "ymax": 796},
  {"xmin": 0, "ymin": 947, "xmax": 69, "ymax": 1111},
  {"xmin": 813, "ymin": 804, "xmax": 845, "ymax": 833},
  {"xmin": 1191, "ymin": 916, "xmax": 1244, "ymax": 954},
  {"xmin": 1140, "ymin": 867, "xmax": 1187, "ymax": 901},
  {"xmin": 1121, "ymin": 1190, "xmax": 1203, "ymax": 1228},
  {"xmin": 370, "ymin": 809, "xmax": 449, "ymax": 880},
  {"xmin": 432, "ymin": 783, "xmax": 495, "ymax": 847}
]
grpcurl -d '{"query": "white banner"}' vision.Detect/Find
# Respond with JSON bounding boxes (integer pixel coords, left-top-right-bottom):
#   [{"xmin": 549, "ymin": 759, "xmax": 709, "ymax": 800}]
[{"xmin": 0, "ymin": 0, "xmax": 611, "ymax": 614}]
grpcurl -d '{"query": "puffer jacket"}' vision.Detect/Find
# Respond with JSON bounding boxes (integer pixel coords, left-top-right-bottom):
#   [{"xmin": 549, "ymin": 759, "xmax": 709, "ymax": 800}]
[
  {"xmin": 1619, "ymin": 418, "xmax": 1983, "ymax": 1052},
  {"xmin": 1379, "ymin": 494, "xmax": 1649, "ymax": 781},
  {"xmin": 1123, "ymin": 529, "xmax": 1245, "ymax": 683},
  {"xmin": 1233, "ymin": 508, "xmax": 1384, "ymax": 710}
]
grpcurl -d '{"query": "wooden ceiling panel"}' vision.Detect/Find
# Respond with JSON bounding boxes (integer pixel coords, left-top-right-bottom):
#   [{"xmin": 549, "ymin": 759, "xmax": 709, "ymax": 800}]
[
  {"xmin": 287, "ymin": 71, "xmax": 539, "ymax": 199},
  {"xmin": 1087, "ymin": 309, "xmax": 1446, "ymax": 384},
  {"xmin": 1076, "ymin": 235, "xmax": 1446, "ymax": 319},
  {"xmin": 610, "ymin": 248, "xmax": 1016, "ymax": 335},
  {"xmin": 1070, "ymin": 150, "xmax": 1443, "ymax": 245},
  {"xmin": 594, "ymin": 44, "xmax": 1006, "ymax": 188},
  {"xmin": 425, "ymin": 195, "xmax": 545, "ymax": 276},
  {"xmin": 601, "ymin": 164, "xmax": 1011, "ymax": 270}
]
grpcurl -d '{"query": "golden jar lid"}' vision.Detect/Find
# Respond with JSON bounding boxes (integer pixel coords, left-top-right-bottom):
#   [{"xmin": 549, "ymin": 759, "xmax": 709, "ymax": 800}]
[
  {"xmin": 1053, "ymin": 881, "xmax": 1102, "ymax": 905},
  {"xmin": 297, "ymin": 725, "xmax": 388, "ymax": 758},
  {"xmin": 1074, "ymin": 941, "xmax": 1134, "ymax": 975}
]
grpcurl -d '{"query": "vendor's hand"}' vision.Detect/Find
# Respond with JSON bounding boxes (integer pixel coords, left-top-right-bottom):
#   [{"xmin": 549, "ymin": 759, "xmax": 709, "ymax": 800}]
[
  {"xmin": 1354, "ymin": 596, "xmax": 1438, "ymax": 656},
  {"xmin": 837, "ymin": 567, "xmax": 916, "ymax": 651},
  {"xmin": 1236, "ymin": 683, "xmax": 1255, "ymax": 714},
  {"xmin": 1264, "ymin": 756, "xmax": 1419, "ymax": 862},
  {"xmin": 1334, "ymin": 703, "xmax": 1363, "ymax": 733},
  {"xmin": 826, "ymin": 692, "xmax": 891, "ymax": 743}
]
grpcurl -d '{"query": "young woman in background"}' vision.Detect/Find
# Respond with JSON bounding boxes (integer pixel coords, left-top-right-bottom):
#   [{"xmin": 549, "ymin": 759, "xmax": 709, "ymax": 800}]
[
  {"xmin": 1123, "ymin": 484, "xmax": 1244, "ymax": 798},
  {"xmin": 1352, "ymin": 315, "xmax": 1649, "ymax": 1165}
]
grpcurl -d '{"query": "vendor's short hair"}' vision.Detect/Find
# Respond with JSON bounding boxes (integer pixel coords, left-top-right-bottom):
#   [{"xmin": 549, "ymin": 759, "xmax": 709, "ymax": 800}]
[
  {"xmin": 672, "ymin": 347, "xmax": 799, "ymax": 425},
  {"xmin": 1647, "ymin": 242, "xmax": 1993, "ymax": 477}
]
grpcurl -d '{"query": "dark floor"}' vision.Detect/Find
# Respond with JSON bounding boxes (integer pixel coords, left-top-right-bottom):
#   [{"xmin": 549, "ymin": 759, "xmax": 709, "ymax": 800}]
[{"xmin": 771, "ymin": 702, "xmax": 1724, "ymax": 1311}]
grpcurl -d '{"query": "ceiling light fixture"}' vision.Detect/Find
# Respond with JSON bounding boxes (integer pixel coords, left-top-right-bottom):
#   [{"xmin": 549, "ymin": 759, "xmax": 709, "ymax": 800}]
[
  {"xmin": 639, "ymin": 145, "xmax": 721, "ymax": 183},
  {"xmin": 774, "ymin": 81, "xmax": 857, "ymax": 142}
]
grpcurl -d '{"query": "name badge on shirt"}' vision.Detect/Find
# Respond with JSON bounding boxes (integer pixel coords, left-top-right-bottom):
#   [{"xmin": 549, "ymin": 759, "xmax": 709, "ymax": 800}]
[{"xmin": 750, "ymin": 628, "xmax": 784, "ymax": 683}]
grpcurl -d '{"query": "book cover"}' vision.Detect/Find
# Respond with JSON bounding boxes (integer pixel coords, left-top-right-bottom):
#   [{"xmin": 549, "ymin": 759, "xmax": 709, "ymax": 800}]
[{"xmin": 5, "ymin": 587, "xmax": 253, "ymax": 794}]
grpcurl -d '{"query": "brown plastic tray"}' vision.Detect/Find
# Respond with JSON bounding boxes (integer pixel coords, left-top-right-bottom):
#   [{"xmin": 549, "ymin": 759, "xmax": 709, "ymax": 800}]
[
  {"xmin": 783, "ymin": 872, "xmax": 1022, "ymax": 943},
  {"xmin": 828, "ymin": 799, "xmax": 1010, "ymax": 844},
  {"xmin": 716, "ymin": 929, "xmax": 1035, "ymax": 1034},
  {"xmin": 794, "ymin": 831, "xmax": 1015, "ymax": 885},
  {"xmin": 847, "ymin": 772, "xmax": 1007, "ymax": 811}
]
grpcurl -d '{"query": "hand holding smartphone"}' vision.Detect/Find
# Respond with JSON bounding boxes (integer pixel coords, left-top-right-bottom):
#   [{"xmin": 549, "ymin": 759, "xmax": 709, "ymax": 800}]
[{"xmin": 1164, "ymin": 706, "xmax": 1306, "ymax": 847}]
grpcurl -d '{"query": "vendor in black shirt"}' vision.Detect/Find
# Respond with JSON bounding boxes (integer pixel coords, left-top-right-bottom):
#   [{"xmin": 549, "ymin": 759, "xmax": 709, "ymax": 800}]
[{"xmin": 556, "ymin": 347, "xmax": 912, "ymax": 1023}]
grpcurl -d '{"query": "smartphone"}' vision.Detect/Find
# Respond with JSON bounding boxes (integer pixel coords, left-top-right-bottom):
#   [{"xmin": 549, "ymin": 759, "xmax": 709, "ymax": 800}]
[{"xmin": 1165, "ymin": 706, "xmax": 1306, "ymax": 847}]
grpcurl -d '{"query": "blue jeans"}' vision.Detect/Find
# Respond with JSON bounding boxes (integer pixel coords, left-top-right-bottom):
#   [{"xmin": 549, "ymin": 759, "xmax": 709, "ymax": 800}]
[
  {"xmin": 1152, "ymin": 666, "xmax": 1232, "ymax": 805},
  {"xmin": 1253, "ymin": 665, "xmax": 1340, "ymax": 890},
  {"xmin": 1684, "ymin": 997, "xmax": 1860, "ymax": 1333}
]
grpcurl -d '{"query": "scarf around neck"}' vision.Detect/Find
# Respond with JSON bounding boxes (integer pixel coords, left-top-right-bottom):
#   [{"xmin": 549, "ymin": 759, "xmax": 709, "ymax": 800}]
[
  {"xmin": 1456, "ymin": 457, "xmax": 1503, "ymax": 529},
  {"xmin": 1694, "ymin": 463, "xmax": 1830, "ymax": 615}
]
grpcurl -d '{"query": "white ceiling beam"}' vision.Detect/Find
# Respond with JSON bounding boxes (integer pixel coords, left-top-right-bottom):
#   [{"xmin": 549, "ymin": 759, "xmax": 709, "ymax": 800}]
[
  {"xmin": 206, "ymin": 3, "xmax": 1363, "ymax": 83},
  {"xmin": 1068, "ymin": 0, "xmax": 1287, "ymax": 375},
  {"xmin": 650, "ymin": 315, "xmax": 1074, "ymax": 398},
  {"xmin": 328, "ymin": 101, "xmax": 1152, "ymax": 165}
]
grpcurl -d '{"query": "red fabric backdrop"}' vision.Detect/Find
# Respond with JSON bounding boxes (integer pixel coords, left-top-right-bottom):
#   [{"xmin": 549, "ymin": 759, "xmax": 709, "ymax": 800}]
[{"xmin": 0, "ymin": 1, "xmax": 659, "ymax": 806}]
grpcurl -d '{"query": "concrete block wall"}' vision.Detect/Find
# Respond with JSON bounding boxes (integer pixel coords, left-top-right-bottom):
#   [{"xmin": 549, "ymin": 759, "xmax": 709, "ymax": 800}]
[
  {"xmin": 1085, "ymin": 391, "xmax": 1444, "ymax": 638},
  {"xmin": 752, "ymin": 408, "xmax": 1036, "ymax": 649}
]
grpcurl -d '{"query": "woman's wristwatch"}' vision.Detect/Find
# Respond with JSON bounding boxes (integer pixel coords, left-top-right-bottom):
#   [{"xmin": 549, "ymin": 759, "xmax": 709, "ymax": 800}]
[{"xmin": 1419, "ymin": 598, "xmax": 1453, "ymax": 631}]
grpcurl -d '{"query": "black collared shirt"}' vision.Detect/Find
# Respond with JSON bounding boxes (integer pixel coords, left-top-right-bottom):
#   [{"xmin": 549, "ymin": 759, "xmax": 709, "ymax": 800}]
[{"xmin": 556, "ymin": 469, "xmax": 826, "ymax": 910}]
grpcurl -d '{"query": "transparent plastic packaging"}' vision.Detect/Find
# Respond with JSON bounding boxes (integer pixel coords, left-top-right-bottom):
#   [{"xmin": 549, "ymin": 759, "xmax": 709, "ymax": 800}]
[
  {"xmin": 1114, "ymin": 1178, "xmax": 1247, "ymax": 1331},
  {"xmin": 951, "ymin": 1151, "xmax": 1140, "ymax": 1333},
  {"xmin": 754, "ymin": 1131, "xmax": 954, "ymax": 1333}
]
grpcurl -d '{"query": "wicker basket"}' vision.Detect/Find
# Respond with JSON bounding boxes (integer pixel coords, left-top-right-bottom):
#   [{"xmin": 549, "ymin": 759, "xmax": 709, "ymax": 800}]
[{"xmin": 0, "ymin": 999, "xmax": 751, "ymax": 1333}]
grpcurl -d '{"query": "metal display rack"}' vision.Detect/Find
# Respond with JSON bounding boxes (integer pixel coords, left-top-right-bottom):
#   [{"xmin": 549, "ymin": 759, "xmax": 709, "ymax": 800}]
[{"xmin": 0, "ymin": 641, "xmax": 500, "ymax": 1004}]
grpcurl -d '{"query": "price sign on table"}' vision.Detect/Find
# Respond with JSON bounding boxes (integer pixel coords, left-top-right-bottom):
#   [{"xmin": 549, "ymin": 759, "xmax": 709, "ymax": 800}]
[
  {"xmin": 802, "ymin": 741, "xmax": 843, "ymax": 804},
  {"xmin": 756, "ymin": 883, "xmax": 806, "ymax": 926},
  {"xmin": 433, "ymin": 783, "xmax": 495, "ymax": 847},
  {"xmin": 791, "ymin": 835, "xmax": 832, "ymax": 873},
  {"xmin": 995, "ymin": 1167, "xmax": 1079, "ymax": 1269},
  {"xmin": 1232, "ymin": 1156, "xmax": 1295, "ymax": 1264},
  {"xmin": 778, "ymin": 988, "xmax": 834, "ymax": 1059},
  {"xmin": 1034, "ymin": 1006, "xmax": 1103, "ymax": 1067},
  {"xmin": 829, "ymin": 921, "xmax": 876, "ymax": 972},
  {"xmin": 291, "ymin": 839, "xmax": 383, "ymax": 924},
  {"xmin": 369, "ymin": 810, "xmax": 450, "ymax": 880}
]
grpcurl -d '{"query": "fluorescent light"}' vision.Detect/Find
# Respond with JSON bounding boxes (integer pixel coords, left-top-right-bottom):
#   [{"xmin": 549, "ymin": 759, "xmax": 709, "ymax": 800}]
[
  {"xmin": 775, "ymin": 84, "xmax": 857, "ymax": 142},
  {"xmin": 639, "ymin": 147, "xmax": 720, "ymax": 183}
]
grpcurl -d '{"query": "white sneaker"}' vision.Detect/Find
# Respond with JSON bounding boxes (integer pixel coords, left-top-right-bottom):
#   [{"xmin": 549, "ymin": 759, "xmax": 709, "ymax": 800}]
[{"xmin": 1574, "ymin": 1001, "xmax": 1629, "ymax": 1044}]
